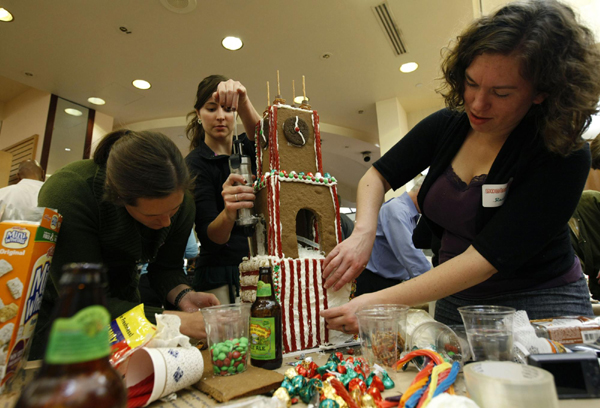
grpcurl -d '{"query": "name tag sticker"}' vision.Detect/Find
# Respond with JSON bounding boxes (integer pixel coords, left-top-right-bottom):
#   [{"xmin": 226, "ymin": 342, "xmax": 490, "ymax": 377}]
[{"xmin": 482, "ymin": 179, "xmax": 512, "ymax": 208}]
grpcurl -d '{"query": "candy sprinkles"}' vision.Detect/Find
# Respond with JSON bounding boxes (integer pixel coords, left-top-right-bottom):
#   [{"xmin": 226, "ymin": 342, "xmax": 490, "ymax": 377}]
[{"xmin": 270, "ymin": 349, "xmax": 460, "ymax": 407}]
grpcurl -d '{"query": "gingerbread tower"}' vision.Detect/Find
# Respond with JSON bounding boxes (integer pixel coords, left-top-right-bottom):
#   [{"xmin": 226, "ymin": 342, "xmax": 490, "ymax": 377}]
[{"xmin": 239, "ymin": 99, "xmax": 352, "ymax": 354}]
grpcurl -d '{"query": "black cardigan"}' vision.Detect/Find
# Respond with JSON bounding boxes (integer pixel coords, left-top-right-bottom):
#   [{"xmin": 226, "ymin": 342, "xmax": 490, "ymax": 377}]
[
  {"xmin": 374, "ymin": 109, "xmax": 590, "ymax": 292},
  {"xmin": 185, "ymin": 134, "xmax": 256, "ymax": 268}
]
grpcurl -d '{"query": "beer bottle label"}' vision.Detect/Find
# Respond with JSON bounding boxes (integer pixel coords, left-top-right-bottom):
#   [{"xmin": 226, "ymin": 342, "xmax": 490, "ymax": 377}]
[
  {"xmin": 256, "ymin": 281, "xmax": 272, "ymax": 297},
  {"xmin": 250, "ymin": 317, "xmax": 276, "ymax": 360},
  {"xmin": 45, "ymin": 305, "xmax": 111, "ymax": 364}
]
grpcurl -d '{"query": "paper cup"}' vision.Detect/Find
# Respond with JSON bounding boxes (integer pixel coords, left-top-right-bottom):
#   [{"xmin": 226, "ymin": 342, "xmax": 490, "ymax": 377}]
[{"xmin": 125, "ymin": 346, "xmax": 204, "ymax": 406}]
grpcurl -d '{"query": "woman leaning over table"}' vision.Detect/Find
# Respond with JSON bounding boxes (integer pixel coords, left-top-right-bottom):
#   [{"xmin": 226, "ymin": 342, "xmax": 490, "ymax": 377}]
[
  {"xmin": 322, "ymin": 0, "xmax": 600, "ymax": 332},
  {"xmin": 185, "ymin": 75, "xmax": 261, "ymax": 304},
  {"xmin": 30, "ymin": 130, "xmax": 219, "ymax": 360}
]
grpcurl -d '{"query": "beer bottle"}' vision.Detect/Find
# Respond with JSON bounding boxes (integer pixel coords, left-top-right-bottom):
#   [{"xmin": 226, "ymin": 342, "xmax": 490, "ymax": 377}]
[
  {"xmin": 16, "ymin": 263, "xmax": 126, "ymax": 408},
  {"xmin": 250, "ymin": 266, "xmax": 282, "ymax": 369}
]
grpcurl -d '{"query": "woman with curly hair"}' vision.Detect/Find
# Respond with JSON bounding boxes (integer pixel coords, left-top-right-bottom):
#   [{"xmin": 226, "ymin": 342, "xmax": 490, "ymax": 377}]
[{"xmin": 322, "ymin": 0, "xmax": 600, "ymax": 330}]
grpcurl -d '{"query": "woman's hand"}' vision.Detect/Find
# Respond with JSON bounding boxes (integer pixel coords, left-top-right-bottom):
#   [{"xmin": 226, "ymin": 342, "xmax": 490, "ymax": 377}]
[
  {"xmin": 215, "ymin": 79, "xmax": 260, "ymax": 140},
  {"xmin": 178, "ymin": 291, "xmax": 220, "ymax": 313},
  {"xmin": 222, "ymin": 173, "xmax": 255, "ymax": 222},
  {"xmin": 164, "ymin": 310, "xmax": 209, "ymax": 340},
  {"xmin": 321, "ymin": 294, "xmax": 375, "ymax": 335},
  {"xmin": 323, "ymin": 229, "xmax": 375, "ymax": 291},
  {"xmin": 214, "ymin": 79, "xmax": 249, "ymax": 113}
]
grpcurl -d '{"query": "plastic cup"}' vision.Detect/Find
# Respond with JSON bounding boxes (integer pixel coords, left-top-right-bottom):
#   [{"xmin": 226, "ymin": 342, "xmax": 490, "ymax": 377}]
[
  {"xmin": 408, "ymin": 321, "xmax": 471, "ymax": 370},
  {"xmin": 458, "ymin": 305, "xmax": 516, "ymax": 362},
  {"xmin": 201, "ymin": 304, "xmax": 251, "ymax": 376},
  {"xmin": 355, "ymin": 304, "xmax": 409, "ymax": 369}
]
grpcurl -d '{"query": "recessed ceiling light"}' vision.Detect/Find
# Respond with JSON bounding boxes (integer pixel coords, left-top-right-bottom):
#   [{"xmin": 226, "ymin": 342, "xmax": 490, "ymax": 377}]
[
  {"xmin": 222, "ymin": 36, "xmax": 243, "ymax": 51},
  {"xmin": 400, "ymin": 62, "xmax": 419, "ymax": 73},
  {"xmin": 132, "ymin": 79, "xmax": 151, "ymax": 90},
  {"xmin": 0, "ymin": 8, "xmax": 14, "ymax": 22},
  {"xmin": 294, "ymin": 96, "xmax": 309, "ymax": 104},
  {"xmin": 65, "ymin": 148, "xmax": 71, "ymax": 152},
  {"xmin": 87, "ymin": 97, "xmax": 106, "ymax": 105},
  {"xmin": 64, "ymin": 108, "xmax": 83, "ymax": 116}
]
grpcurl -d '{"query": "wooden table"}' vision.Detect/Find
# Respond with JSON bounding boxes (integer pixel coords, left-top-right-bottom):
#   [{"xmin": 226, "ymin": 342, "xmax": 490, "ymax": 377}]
[{"xmin": 1, "ymin": 350, "xmax": 598, "ymax": 408}]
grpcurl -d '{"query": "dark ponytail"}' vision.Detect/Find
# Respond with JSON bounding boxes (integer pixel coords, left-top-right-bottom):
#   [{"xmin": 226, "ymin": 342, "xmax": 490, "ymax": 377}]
[{"xmin": 186, "ymin": 74, "xmax": 228, "ymax": 151}]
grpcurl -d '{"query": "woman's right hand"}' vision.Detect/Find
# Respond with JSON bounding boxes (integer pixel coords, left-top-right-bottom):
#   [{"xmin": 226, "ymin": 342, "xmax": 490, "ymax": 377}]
[
  {"xmin": 323, "ymin": 228, "xmax": 375, "ymax": 291},
  {"xmin": 164, "ymin": 310, "xmax": 208, "ymax": 340},
  {"xmin": 221, "ymin": 173, "xmax": 255, "ymax": 222}
]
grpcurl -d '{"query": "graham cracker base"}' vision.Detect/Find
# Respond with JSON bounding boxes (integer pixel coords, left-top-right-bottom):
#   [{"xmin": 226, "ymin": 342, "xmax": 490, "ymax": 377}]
[{"xmin": 192, "ymin": 350, "xmax": 284, "ymax": 402}]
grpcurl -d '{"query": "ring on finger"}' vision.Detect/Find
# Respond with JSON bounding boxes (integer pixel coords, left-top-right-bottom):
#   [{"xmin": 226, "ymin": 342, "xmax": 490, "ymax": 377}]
[
  {"xmin": 342, "ymin": 324, "xmax": 348, "ymax": 334},
  {"xmin": 235, "ymin": 194, "xmax": 239, "ymax": 202}
]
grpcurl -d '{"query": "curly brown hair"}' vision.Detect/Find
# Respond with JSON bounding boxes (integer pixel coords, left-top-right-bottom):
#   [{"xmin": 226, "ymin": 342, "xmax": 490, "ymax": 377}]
[
  {"xmin": 590, "ymin": 134, "xmax": 600, "ymax": 170},
  {"xmin": 438, "ymin": 0, "xmax": 600, "ymax": 156}
]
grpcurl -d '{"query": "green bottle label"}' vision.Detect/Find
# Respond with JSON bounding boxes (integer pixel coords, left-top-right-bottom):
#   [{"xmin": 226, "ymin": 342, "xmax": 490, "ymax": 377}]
[
  {"xmin": 250, "ymin": 317, "xmax": 276, "ymax": 360},
  {"xmin": 256, "ymin": 281, "xmax": 272, "ymax": 297},
  {"xmin": 45, "ymin": 305, "xmax": 111, "ymax": 364}
]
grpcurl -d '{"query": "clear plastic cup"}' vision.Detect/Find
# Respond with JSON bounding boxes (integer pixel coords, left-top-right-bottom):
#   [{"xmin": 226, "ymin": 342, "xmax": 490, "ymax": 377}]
[
  {"xmin": 355, "ymin": 304, "xmax": 409, "ymax": 369},
  {"xmin": 201, "ymin": 304, "xmax": 251, "ymax": 376},
  {"xmin": 408, "ymin": 321, "xmax": 471, "ymax": 370},
  {"xmin": 458, "ymin": 305, "xmax": 516, "ymax": 362}
]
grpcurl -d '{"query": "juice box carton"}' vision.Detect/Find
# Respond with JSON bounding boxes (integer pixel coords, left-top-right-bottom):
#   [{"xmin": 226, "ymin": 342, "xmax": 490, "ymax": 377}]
[{"xmin": 0, "ymin": 207, "xmax": 62, "ymax": 391}]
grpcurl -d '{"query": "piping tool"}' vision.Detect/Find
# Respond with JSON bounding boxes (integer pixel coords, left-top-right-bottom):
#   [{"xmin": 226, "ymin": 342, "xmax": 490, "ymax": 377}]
[{"xmin": 229, "ymin": 112, "xmax": 258, "ymax": 256}]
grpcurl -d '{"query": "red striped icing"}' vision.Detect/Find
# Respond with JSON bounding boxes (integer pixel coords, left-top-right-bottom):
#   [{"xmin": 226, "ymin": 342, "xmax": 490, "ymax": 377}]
[
  {"xmin": 275, "ymin": 177, "xmax": 283, "ymax": 258},
  {"xmin": 313, "ymin": 258, "xmax": 322, "ymax": 346},
  {"xmin": 319, "ymin": 258, "xmax": 329, "ymax": 344},
  {"xmin": 331, "ymin": 185, "xmax": 343, "ymax": 245},
  {"xmin": 298, "ymin": 259, "xmax": 305, "ymax": 351},
  {"xmin": 288, "ymin": 259, "xmax": 296, "ymax": 353},
  {"xmin": 305, "ymin": 259, "xmax": 313, "ymax": 349},
  {"xmin": 312, "ymin": 110, "xmax": 323, "ymax": 174},
  {"xmin": 280, "ymin": 260, "xmax": 290, "ymax": 353},
  {"xmin": 255, "ymin": 121, "xmax": 263, "ymax": 180}
]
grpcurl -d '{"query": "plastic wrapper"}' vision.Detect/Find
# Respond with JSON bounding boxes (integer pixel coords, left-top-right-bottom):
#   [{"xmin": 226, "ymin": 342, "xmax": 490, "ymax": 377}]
[
  {"xmin": 109, "ymin": 304, "xmax": 156, "ymax": 369},
  {"xmin": 531, "ymin": 316, "xmax": 600, "ymax": 345}
]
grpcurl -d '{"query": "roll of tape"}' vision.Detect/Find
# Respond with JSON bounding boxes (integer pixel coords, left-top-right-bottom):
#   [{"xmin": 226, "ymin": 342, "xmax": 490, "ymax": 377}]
[{"xmin": 464, "ymin": 361, "xmax": 559, "ymax": 408}]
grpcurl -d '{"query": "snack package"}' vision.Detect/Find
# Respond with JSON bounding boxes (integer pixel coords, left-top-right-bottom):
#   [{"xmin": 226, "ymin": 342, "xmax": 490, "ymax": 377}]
[
  {"xmin": 109, "ymin": 304, "xmax": 156, "ymax": 370},
  {"xmin": 531, "ymin": 316, "xmax": 600, "ymax": 344},
  {"xmin": 0, "ymin": 207, "xmax": 62, "ymax": 391}
]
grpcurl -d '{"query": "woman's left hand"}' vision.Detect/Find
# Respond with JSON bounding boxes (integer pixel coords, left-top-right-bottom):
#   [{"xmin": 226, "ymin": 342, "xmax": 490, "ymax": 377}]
[
  {"xmin": 179, "ymin": 291, "xmax": 220, "ymax": 312},
  {"xmin": 214, "ymin": 79, "xmax": 248, "ymax": 112},
  {"xmin": 321, "ymin": 293, "xmax": 375, "ymax": 335}
]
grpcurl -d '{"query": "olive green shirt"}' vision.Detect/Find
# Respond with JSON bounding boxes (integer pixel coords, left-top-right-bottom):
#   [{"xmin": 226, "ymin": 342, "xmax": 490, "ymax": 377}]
[{"xmin": 31, "ymin": 159, "xmax": 194, "ymax": 360}]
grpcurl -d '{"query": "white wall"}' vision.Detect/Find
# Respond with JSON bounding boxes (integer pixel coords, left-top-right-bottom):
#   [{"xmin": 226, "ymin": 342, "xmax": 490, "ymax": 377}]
[
  {"xmin": 0, "ymin": 89, "xmax": 51, "ymax": 162},
  {"xmin": 89, "ymin": 111, "xmax": 114, "ymax": 157}
]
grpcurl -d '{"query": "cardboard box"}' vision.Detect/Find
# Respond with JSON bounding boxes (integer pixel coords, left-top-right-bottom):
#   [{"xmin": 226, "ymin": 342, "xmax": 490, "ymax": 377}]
[{"xmin": 0, "ymin": 208, "xmax": 62, "ymax": 391}]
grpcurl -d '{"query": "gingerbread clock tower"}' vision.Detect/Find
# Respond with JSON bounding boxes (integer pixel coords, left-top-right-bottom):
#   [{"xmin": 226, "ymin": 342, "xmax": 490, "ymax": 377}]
[{"xmin": 239, "ymin": 97, "xmax": 352, "ymax": 354}]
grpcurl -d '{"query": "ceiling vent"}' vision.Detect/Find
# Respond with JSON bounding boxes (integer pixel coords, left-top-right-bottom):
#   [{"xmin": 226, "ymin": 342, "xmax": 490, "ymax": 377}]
[
  {"xmin": 372, "ymin": 1, "xmax": 407, "ymax": 55},
  {"xmin": 160, "ymin": 0, "xmax": 197, "ymax": 14}
]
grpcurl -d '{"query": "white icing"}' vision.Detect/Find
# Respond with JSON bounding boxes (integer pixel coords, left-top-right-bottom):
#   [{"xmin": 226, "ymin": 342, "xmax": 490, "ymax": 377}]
[
  {"xmin": 330, "ymin": 186, "xmax": 341, "ymax": 245},
  {"xmin": 294, "ymin": 116, "xmax": 306, "ymax": 145}
]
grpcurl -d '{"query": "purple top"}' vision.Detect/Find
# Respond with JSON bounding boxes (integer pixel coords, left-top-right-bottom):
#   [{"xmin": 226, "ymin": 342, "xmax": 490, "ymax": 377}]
[{"xmin": 423, "ymin": 165, "xmax": 582, "ymax": 299}]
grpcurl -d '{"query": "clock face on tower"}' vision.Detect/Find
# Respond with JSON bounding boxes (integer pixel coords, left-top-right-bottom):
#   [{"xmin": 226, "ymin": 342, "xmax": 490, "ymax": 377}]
[{"xmin": 283, "ymin": 116, "xmax": 309, "ymax": 147}]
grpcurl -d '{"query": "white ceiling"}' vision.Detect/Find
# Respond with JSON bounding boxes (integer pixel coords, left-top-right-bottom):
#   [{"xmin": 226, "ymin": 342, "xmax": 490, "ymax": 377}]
[{"xmin": 0, "ymin": 0, "xmax": 598, "ymax": 203}]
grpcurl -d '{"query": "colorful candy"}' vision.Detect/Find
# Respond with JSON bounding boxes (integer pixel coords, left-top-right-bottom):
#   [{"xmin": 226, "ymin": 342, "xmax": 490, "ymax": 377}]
[{"xmin": 209, "ymin": 336, "xmax": 248, "ymax": 376}]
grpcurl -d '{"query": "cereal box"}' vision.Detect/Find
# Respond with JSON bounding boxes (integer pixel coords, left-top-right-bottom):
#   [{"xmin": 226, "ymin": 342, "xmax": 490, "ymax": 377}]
[{"xmin": 0, "ymin": 208, "xmax": 61, "ymax": 391}]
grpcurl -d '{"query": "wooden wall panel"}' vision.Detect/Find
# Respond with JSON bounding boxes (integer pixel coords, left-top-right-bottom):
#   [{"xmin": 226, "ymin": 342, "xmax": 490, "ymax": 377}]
[{"xmin": 1, "ymin": 135, "xmax": 39, "ymax": 185}]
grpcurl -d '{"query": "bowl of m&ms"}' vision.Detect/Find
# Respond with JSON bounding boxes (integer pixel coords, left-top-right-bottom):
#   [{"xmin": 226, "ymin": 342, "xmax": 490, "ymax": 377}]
[{"xmin": 201, "ymin": 304, "xmax": 251, "ymax": 376}]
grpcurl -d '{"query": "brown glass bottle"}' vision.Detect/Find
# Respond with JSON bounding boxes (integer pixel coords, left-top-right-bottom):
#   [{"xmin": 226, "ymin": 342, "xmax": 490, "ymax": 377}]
[
  {"xmin": 250, "ymin": 266, "xmax": 282, "ymax": 369},
  {"xmin": 16, "ymin": 263, "xmax": 126, "ymax": 408}
]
